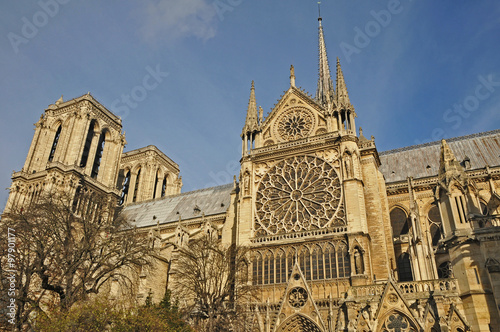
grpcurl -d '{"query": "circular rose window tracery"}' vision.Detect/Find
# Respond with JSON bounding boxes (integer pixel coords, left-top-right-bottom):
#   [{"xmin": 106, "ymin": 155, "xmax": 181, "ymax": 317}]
[
  {"xmin": 255, "ymin": 156, "xmax": 342, "ymax": 236},
  {"xmin": 288, "ymin": 287, "xmax": 308, "ymax": 308},
  {"xmin": 276, "ymin": 108, "xmax": 314, "ymax": 141}
]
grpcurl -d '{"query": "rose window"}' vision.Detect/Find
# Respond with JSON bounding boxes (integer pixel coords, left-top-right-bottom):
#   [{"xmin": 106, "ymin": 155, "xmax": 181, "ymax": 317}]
[
  {"xmin": 255, "ymin": 156, "xmax": 342, "ymax": 236},
  {"xmin": 277, "ymin": 109, "xmax": 313, "ymax": 141},
  {"xmin": 288, "ymin": 287, "xmax": 308, "ymax": 308}
]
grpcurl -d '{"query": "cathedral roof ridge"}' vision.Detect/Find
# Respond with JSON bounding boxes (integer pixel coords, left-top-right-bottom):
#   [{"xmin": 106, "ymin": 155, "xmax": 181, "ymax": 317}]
[
  {"xmin": 379, "ymin": 128, "xmax": 500, "ymax": 156},
  {"xmin": 120, "ymin": 182, "xmax": 233, "ymax": 229},
  {"xmin": 124, "ymin": 182, "xmax": 233, "ymax": 208}
]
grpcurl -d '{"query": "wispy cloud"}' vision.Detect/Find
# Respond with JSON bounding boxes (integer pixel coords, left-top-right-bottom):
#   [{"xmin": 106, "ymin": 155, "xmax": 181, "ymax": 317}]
[{"xmin": 138, "ymin": 0, "xmax": 218, "ymax": 42}]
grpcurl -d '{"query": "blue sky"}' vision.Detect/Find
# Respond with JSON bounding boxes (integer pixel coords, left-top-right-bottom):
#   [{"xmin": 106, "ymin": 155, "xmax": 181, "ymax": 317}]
[{"xmin": 1, "ymin": 1, "xmax": 499, "ymax": 207}]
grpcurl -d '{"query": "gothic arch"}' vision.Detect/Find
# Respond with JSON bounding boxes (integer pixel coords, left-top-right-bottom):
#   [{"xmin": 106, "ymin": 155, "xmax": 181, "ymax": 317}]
[
  {"xmin": 389, "ymin": 206, "xmax": 410, "ymax": 237},
  {"xmin": 48, "ymin": 123, "xmax": 63, "ymax": 162},
  {"xmin": 276, "ymin": 314, "xmax": 323, "ymax": 332},
  {"xmin": 377, "ymin": 310, "xmax": 419, "ymax": 332}
]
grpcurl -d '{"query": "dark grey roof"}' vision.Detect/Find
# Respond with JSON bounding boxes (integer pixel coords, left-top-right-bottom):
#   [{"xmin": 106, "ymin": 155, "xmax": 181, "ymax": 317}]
[
  {"xmin": 379, "ymin": 129, "xmax": 500, "ymax": 183},
  {"xmin": 121, "ymin": 183, "xmax": 233, "ymax": 229}
]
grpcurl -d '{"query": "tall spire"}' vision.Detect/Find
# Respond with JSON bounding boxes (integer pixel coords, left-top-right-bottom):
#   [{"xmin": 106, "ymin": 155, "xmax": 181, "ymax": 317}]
[
  {"xmin": 315, "ymin": 5, "xmax": 335, "ymax": 108},
  {"xmin": 242, "ymin": 81, "xmax": 259, "ymax": 135},
  {"xmin": 336, "ymin": 58, "xmax": 352, "ymax": 109}
]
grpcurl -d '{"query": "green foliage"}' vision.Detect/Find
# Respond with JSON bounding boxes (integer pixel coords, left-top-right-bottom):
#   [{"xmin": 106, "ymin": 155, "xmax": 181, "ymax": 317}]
[{"xmin": 34, "ymin": 295, "xmax": 192, "ymax": 332}]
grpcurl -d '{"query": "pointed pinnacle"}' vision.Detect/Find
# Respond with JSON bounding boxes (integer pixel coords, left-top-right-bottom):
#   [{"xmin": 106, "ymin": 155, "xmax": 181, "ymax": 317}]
[
  {"xmin": 336, "ymin": 57, "xmax": 352, "ymax": 108},
  {"xmin": 243, "ymin": 81, "xmax": 258, "ymax": 134}
]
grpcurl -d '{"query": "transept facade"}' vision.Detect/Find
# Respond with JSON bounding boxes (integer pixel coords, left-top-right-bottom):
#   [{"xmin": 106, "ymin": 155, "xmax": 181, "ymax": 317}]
[{"xmin": 3, "ymin": 15, "xmax": 500, "ymax": 332}]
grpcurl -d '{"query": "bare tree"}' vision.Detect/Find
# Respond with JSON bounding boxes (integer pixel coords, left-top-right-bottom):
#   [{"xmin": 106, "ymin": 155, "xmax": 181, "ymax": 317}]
[
  {"xmin": 0, "ymin": 190, "xmax": 155, "ymax": 331},
  {"xmin": 171, "ymin": 235, "xmax": 254, "ymax": 332}
]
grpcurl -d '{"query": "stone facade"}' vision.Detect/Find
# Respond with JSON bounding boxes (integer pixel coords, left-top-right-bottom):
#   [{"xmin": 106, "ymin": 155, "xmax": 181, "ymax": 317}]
[{"xmin": 3, "ymin": 16, "xmax": 500, "ymax": 332}]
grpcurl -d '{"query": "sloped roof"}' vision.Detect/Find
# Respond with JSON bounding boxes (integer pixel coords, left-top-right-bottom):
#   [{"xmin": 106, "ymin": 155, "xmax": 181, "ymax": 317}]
[
  {"xmin": 379, "ymin": 129, "xmax": 500, "ymax": 183},
  {"xmin": 121, "ymin": 183, "xmax": 233, "ymax": 229}
]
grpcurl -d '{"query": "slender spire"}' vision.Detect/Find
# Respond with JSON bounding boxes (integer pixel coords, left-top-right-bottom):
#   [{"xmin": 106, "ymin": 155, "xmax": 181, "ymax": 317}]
[
  {"xmin": 242, "ymin": 81, "xmax": 258, "ymax": 134},
  {"xmin": 290, "ymin": 65, "xmax": 296, "ymax": 87},
  {"xmin": 336, "ymin": 58, "xmax": 352, "ymax": 109},
  {"xmin": 316, "ymin": 6, "xmax": 335, "ymax": 108}
]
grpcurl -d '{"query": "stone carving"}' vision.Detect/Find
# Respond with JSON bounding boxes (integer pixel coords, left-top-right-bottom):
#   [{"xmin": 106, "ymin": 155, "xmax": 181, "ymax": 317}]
[
  {"xmin": 254, "ymin": 155, "xmax": 342, "ymax": 236},
  {"xmin": 354, "ymin": 247, "xmax": 364, "ymax": 274},
  {"xmin": 276, "ymin": 108, "xmax": 314, "ymax": 141},
  {"xmin": 288, "ymin": 287, "xmax": 308, "ymax": 308},
  {"xmin": 384, "ymin": 313, "xmax": 410, "ymax": 332}
]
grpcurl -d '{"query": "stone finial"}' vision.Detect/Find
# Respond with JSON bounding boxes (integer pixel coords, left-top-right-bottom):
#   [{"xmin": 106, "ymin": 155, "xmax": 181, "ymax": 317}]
[
  {"xmin": 55, "ymin": 95, "xmax": 63, "ymax": 105},
  {"xmin": 290, "ymin": 65, "xmax": 296, "ymax": 87}
]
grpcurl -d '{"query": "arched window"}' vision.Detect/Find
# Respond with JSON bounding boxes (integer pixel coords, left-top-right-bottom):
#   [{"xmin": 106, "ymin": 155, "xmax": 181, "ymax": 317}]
[
  {"xmin": 80, "ymin": 120, "xmax": 96, "ymax": 167},
  {"xmin": 91, "ymin": 130, "xmax": 106, "ymax": 178},
  {"xmin": 263, "ymin": 251, "xmax": 274, "ymax": 285},
  {"xmin": 119, "ymin": 171, "xmax": 131, "ymax": 205},
  {"xmin": 311, "ymin": 245, "xmax": 324, "ymax": 280},
  {"xmin": 428, "ymin": 203, "xmax": 442, "ymax": 247},
  {"xmin": 161, "ymin": 176, "xmax": 167, "ymax": 197},
  {"xmin": 286, "ymin": 248, "xmax": 296, "ymax": 281},
  {"xmin": 276, "ymin": 250, "xmax": 286, "ymax": 284},
  {"xmin": 132, "ymin": 168, "xmax": 141, "ymax": 203},
  {"xmin": 390, "ymin": 207, "xmax": 410, "ymax": 237},
  {"xmin": 252, "ymin": 252, "xmax": 262, "ymax": 285},
  {"xmin": 398, "ymin": 253, "xmax": 413, "ymax": 281},
  {"xmin": 299, "ymin": 247, "xmax": 311, "ymax": 280},
  {"xmin": 324, "ymin": 243, "xmax": 336, "ymax": 279},
  {"xmin": 337, "ymin": 243, "xmax": 350, "ymax": 278},
  {"xmin": 153, "ymin": 170, "xmax": 159, "ymax": 199},
  {"xmin": 48, "ymin": 125, "xmax": 62, "ymax": 162}
]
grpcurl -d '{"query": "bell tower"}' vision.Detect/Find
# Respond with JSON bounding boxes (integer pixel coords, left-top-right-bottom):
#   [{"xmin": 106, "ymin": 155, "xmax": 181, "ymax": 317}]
[{"xmin": 4, "ymin": 94, "xmax": 125, "ymax": 215}]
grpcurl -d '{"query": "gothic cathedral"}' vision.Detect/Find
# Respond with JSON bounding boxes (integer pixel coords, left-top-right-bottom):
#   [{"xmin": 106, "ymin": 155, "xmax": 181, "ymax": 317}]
[{"xmin": 3, "ymin": 15, "xmax": 500, "ymax": 332}]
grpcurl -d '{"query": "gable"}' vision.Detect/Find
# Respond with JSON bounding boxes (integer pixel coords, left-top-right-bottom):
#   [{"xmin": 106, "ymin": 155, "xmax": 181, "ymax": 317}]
[{"xmin": 261, "ymin": 87, "xmax": 327, "ymax": 146}]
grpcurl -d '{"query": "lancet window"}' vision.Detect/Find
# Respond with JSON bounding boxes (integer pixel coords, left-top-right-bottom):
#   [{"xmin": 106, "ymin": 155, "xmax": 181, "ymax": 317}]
[
  {"xmin": 390, "ymin": 207, "xmax": 410, "ymax": 238},
  {"xmin": 80, "ymin": 120, "xmax": 96, "ymax": 167},
  {"xmin": 119, "ymin": 171, "xmax": 131, "ymax": 205},
  {"xmin": 91, "ymin": 130, "xmax": 106, "ymax": 179},
  {"xmin": 132, "ymin": 168, "xmax": 141, "ymax": 203},
  {"xmin": 48, "ymin": 125, "xmax": 62, "ymax": 162},
  {"xmin": 427, "ymin": 203, "xmax": 442, "ymax": 247}
]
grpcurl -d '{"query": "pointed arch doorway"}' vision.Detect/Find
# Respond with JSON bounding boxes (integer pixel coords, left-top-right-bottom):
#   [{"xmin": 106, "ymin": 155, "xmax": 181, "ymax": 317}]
[{"xmin": 276, "ymin": 314, "xmax": 323, "ymax": 332}]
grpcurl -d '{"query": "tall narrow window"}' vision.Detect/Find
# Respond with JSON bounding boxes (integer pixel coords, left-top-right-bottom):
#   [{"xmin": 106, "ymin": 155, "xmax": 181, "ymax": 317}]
[
  {"xmin": 161, "ymin": 176, "xmax": 167, "ymax": 197},
  {"xmin": 80, "ymin": 120, "xmax": 96, "ymax": 167},
  {"xmin": 312, "ymin": 246, "xmax": 324, "ymax": 280},
  {"xmin": 276, "ymin": 250, "xmax": 286, "ymax": 283},
  {"xmin": 263, "ymin": 251, "xmax": 274, "ymax": 285},
  {"xmin": 390, "ymin": 207, "xmax": 410, "ymax": 237},
  {"xmin": 48, "ymin": 125, "xmax": 62, "ymax": 162},
  {"xmin": 119, "ymin": 171, "xmax": 131, "ymax": 205},
  {"xmin": 132, "ymin": 168, "xmax": 141, "ymax": 202},
  {"xmin": 153, "ymin": 171, "xmax": 159, "ymax": 199},
  {"xmin": 287, "ymin": 249, "xmax": 296, "ymax": 280},
  {"xmin": 398, "ymin": 253, "xmax": 413, "ymax": 281},
  {"xmin": 91, "ymin": 130, "xmax": 106, "ymax": 178},
  {"xmin": 428, "ymin": 203, "xmax": 443, "ymax": 247},
  {"xmin": 268, "ymin": 251, "xmax": 274, "ymax": 284},
  {"xmin": 337, "ymin": 243, "xmax": 350, "ymax": 278},
  {"xmin": 299, "ymin": 247, "xmax": 311, "ymax": 280},
  {"xmin": 252, "ymin": 254, "xmax": 262, "ymax": 285},
  {"xmin": 324, "ymin": 244, "xmax": 335, "ymax": 279}
]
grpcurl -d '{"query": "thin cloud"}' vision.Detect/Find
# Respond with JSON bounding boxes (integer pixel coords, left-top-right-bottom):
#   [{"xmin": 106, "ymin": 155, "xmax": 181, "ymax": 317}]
[{"xmin": 138, "ymin": 0, "xmax": 218, "ymax": 42}]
